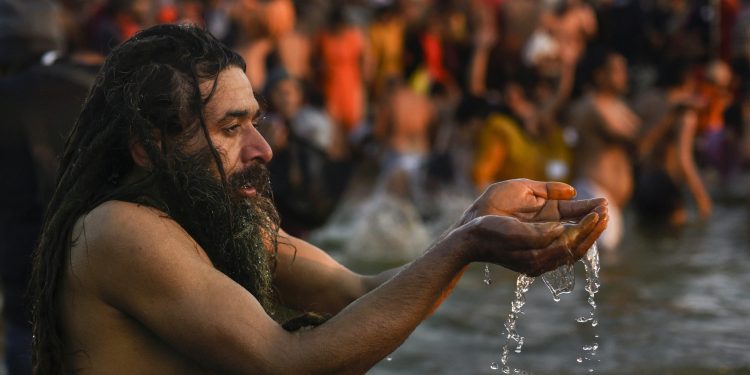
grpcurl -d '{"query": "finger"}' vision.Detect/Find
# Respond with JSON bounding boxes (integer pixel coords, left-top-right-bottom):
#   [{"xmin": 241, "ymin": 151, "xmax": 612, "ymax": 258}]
[
  {"xmin": 544, "ymin": 181, "xmax": 576, "ymax": 200},
  {"xmin": 564, "ymin": 212, "xmax": 602, "ymax": 260},
  {"xmin": 572, "ymin": 212, "xmax": 609, "ymax": 257},
  {"xmin": 531, "ymin": 199, "xmax": 607, "ymax": 223},
  {"xmin": 557, "ymin": 198, "xmax": 608, "ymax": 221},
  {"xmin": 522, "ymin": 180, "xmax": 575, "ymax": 200},
  {"xmin": 527, "ymin": 213, "xmax": 600, "ymax": 276}
]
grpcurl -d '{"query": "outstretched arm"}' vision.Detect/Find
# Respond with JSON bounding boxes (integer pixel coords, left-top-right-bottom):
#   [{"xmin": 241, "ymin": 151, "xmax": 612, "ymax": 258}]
[
  {"xmin": 79, "ymin": 199, "xmax": 604, "ymax": 374},
  {"xmin": 274, "ymin": 179, "xmax": 606, "ymax": 316},
  {"xmin": 272, "ymin": 230, "xmax": 407, "ymax": 315}
]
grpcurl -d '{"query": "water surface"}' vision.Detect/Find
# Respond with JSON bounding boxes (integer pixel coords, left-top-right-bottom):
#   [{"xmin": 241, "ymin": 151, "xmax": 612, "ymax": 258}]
[{"xmin": 325, "ymin": 200, "xmax": 749, "ymax": 375}]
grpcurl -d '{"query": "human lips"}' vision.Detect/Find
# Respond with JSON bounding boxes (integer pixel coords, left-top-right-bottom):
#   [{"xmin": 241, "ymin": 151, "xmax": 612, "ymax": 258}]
[
  {"xmin": 229, "ymin": 161, "xmax": 270, "ymax": 199},
  {"xmin": 238, "ymin": 183, "xmax": 257, "ymax": 198}
]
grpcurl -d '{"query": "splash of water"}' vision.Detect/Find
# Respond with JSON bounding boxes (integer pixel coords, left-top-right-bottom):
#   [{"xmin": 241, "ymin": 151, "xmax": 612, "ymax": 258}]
[
  {"xmin": 488, "ymin": 243, "xmax": 601, "ymax": 374},
  {"xmin": 484, "ymin": 264, "xmax": 493, "ymax": 285},
  {"xmin": 494, "ymin": 274, "xmax": 535, "ymax": 373},
  {"xmin": 541, "ymin": 263, "xmax": 575, "ymax": 301},
  {"xmin": 576, "ymin": 243, "xmax": 601, "ymax": 373}
]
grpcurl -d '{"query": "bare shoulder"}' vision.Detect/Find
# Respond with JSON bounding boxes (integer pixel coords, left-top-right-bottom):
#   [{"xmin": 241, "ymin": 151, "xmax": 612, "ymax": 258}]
[
  {"xmin": 75, "ymin": 200, "xmax": 180, "ymax": 243},
  {"xmin": 72, "ymin": 200, "xmax": 205, "ymax": 258},
  {"xmin": 69, "ymin": 201, "xmax": 213, "ymax": 297}
]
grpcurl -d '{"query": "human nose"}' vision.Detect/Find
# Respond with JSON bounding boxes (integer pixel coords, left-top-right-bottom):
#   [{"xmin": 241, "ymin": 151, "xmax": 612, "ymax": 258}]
[{"xmin": 241, "ymin": 126, "xmax": 273, "ymax": 164}]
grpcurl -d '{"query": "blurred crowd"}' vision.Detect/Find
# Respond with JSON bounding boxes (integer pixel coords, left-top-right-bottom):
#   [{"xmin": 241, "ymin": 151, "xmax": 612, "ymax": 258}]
[{"xmin": 1, "ymin": 0, "xmax": 750, "ymax": 372}]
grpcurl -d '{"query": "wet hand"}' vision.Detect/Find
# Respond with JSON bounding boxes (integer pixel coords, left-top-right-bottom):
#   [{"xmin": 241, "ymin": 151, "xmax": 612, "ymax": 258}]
[
  {"xmin": 462, "ymin": 179, "xmax": 608, "ymax": 225},
  {"xmin": 456, "ymin": 211, "xmax": 607, "ymax": 276}
]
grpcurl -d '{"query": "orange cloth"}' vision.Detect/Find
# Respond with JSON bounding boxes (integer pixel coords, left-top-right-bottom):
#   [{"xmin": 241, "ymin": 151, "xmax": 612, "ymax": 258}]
[
  {"xmin": 421, "ymin": 33, "xmax": 449, "ymax": 85},
  {"xmin": 319, "ymin": 28, "xmax": 366, "ymax": 133},
  {"xmin": 115, "ymin": 14, "xmax": 141, "ymax": 41},
  {"xmin": 698, "ymin": 84, "xmax": 731, "ymax": 132}
]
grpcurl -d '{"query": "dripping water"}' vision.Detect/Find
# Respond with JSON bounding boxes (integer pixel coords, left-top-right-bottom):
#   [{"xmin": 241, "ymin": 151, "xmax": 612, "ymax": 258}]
[
  {"xmin": 493, "ymin": 274, "xmax": 535, "ymax": 373},
  {"xmin": 576, "ymin": 243, "xmax": 601, "ymax": 373}
]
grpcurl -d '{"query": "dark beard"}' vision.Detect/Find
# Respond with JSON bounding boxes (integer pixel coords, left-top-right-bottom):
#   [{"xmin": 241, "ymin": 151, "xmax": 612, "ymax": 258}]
[{"xmin": 149, "ymin": 147, "xmax": 280, "ymax": 315}]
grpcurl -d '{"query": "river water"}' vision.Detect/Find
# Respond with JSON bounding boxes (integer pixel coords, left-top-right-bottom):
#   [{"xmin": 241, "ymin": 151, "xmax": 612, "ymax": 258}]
[{"xmin": 316, "ymin": 195, "xmax": 750, "ymax": 375}]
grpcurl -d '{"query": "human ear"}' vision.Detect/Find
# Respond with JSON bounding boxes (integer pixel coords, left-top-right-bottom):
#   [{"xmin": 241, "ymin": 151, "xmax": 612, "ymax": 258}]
[
  {"xmin": 130, "ymin": 141, "xmax": 152, "ymax": 168},
  {"xmin": 129, "ymin": 135, "xmax": 162, "ymax": 168}
]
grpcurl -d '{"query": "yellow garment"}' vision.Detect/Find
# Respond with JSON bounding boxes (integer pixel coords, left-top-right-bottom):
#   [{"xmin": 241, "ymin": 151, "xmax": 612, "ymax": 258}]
[
  {"xmin": 472, "ymin": 114, "xmax": 547, "ymax": 188},
  {"xmin": 369, "ymin": 18, "xmax": 405, "ymax": 95},
  {"xmin": 407, "ymin": 67, "xmax": 431, "ymax": 96}
]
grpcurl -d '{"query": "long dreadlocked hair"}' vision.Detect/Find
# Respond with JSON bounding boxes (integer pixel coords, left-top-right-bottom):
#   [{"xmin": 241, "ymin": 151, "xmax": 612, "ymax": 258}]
[{"xmin": 29, "ymin": 24, "xmax": 255, "ymax": 374}]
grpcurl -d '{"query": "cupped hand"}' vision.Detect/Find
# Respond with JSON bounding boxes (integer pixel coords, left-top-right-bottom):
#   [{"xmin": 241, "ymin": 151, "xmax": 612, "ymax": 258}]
[
  {"xmin": 454, "ymin": 210, "xmax": 608, "ymax": 277},
  {"xmin": 462, "ymin": 179, "xmax": 608, "ymax": 225}
]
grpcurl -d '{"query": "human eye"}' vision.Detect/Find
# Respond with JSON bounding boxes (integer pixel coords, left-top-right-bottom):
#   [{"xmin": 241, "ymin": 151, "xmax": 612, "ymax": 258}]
[
  {"xmin": 252, "ymin": 113, "xmax": 267, "ymax": 128},
  {"xmin": 223, "ymin": 124, "xmax": 242, "ymax": 135}
]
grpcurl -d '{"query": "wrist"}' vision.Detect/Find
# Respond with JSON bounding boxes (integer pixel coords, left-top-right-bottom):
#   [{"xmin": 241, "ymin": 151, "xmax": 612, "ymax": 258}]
[
  {"xmin": 431, "ymin": 223, "xmax": 473, "ymax": 269},
  {"xmin": 458, "ymin": 203, "xmax": 479, "ymax": 227}
]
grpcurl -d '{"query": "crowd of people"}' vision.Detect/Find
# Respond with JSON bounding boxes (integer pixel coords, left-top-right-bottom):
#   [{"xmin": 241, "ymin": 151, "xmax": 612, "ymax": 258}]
[
  {"xmin": 126, "ymin": 0, "xmax": 748, "ymax": 249},
  {"xmin": 1, "ymin": 0, "xmax": 749, "ymax": 373}
]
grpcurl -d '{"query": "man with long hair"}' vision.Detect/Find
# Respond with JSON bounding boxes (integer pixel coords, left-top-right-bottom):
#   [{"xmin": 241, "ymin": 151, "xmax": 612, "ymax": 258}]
[{"xmin": 29, "ymin": 24, "xmax": 608, "ymax": 374}]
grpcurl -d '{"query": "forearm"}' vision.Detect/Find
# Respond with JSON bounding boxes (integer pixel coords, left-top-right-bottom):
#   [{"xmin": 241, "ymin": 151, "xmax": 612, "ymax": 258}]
[
  {"xmin": 290, "ymin": 236, "xmax": 469, "ymax": 373},
  {"xmin": 361, "ymin": 265, "xmax": 406, "ymax": 292},
  {"xmin": 679, "ymin": 119, "xmax": 711, "ymax": 218},
  {"xmin": 359, "ymin": 213, "xmax": 475, "ymax": 315}
]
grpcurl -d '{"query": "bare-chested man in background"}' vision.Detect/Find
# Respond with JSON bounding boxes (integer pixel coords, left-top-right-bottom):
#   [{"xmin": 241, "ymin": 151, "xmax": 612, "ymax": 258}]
[
  {"xmin": 29, "ymin": 25, "xmax": 607, "ymax": 374},
  {"xmin": 570, "ymin": 47, "xmax": 638, "ymax": 251}
]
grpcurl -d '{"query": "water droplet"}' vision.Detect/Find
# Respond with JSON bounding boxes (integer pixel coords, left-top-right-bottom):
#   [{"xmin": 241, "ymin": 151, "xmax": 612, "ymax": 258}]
[
  {"xmin": 490, "ymin": 362, "xmax": 499, "ymax": 370},
  {"xmin": 484, "ymin": 264, "xmax": 492, "ymax": 285},
  {"xmin": 577, "ymin": 357, "xmax": 583, "ymax": 363},
  {"xmin": 386, "ymin": 356, "xmax": 392, "ymax": 362}
]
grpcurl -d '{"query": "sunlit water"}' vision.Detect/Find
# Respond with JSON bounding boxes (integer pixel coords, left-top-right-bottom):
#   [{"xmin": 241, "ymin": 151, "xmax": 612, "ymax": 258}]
[
  {"xmin": 485, "ymin": 243, "xmax": 600, "ymax": 375},
  {"xmin": 576, "ymin": 244, "xmax": 601, "ymax": 373},
  {"xmin": 496, "ymin": 273, "xmax": 534, "ymax": 374},
  {"xmin": 315, "ymin": 194, "xmax": 749, "ymax": 375}
]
